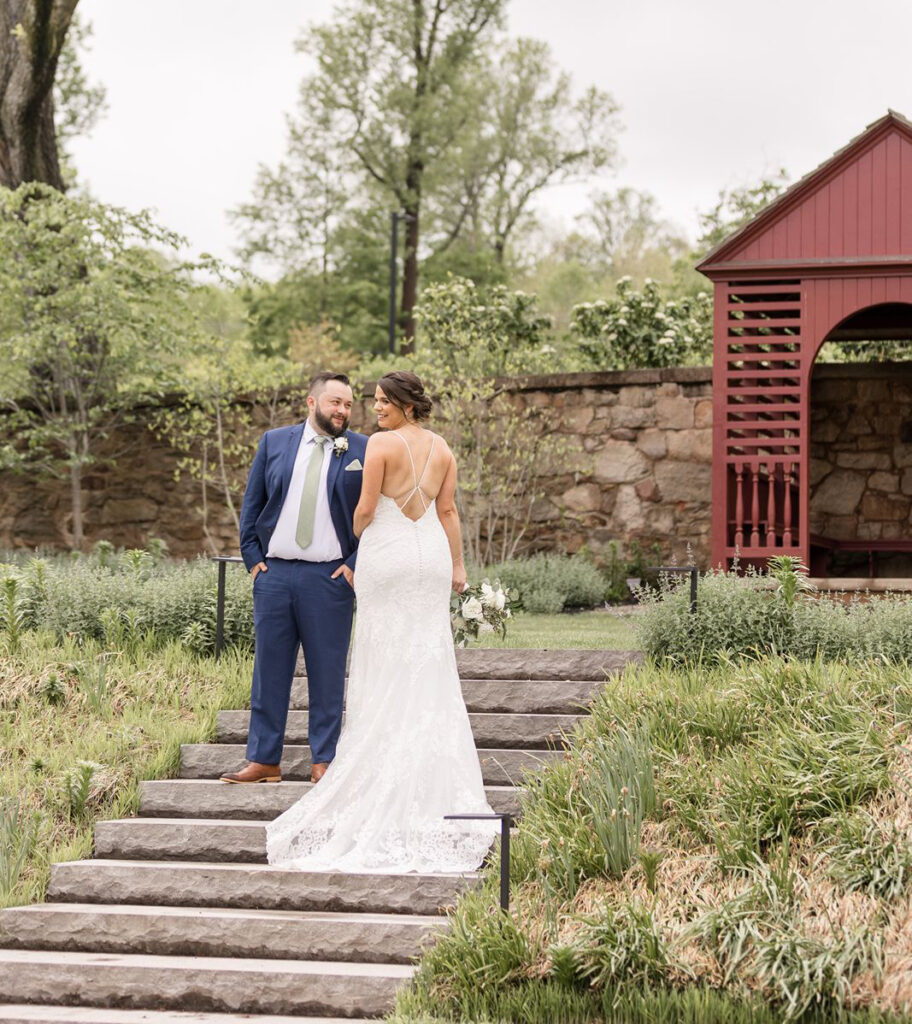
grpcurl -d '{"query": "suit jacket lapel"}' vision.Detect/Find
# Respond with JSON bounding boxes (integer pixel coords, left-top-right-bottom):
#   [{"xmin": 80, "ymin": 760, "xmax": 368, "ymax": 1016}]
[
  {"xmin": 280, "ymin": 424, "xmax": 304, "ymax": 506},
  {"xmin": 325, "ymin": 435, "xmax": 345, "ymax": 502}
]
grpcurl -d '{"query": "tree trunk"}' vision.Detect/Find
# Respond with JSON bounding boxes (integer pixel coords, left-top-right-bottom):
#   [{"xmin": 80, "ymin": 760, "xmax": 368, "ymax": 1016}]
[
  {"xmin": 400, "ymin": 206, "xmax": 420, "ymax": 353},
  {"xmin": 0, "ymin": 0, "xmax": 79, "ymax": 191}
]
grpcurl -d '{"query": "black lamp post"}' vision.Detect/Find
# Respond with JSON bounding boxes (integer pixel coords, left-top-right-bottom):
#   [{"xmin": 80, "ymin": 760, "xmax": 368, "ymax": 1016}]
[{"xmin": 388, "ymin": 211, "xmax": 414, "ymax": 355}]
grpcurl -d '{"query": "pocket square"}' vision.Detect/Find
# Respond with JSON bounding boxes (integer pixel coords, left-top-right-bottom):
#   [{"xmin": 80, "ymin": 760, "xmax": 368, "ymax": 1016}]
[{"xmin": 345, "ymin": 459, "xmax": 363, "ymax": 471}]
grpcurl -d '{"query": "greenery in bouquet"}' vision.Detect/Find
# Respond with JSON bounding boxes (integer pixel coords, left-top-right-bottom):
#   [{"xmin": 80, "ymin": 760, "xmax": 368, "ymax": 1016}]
[{"xmin": 450, "ymin": 579, "xmax": 512, "ymax": 648}]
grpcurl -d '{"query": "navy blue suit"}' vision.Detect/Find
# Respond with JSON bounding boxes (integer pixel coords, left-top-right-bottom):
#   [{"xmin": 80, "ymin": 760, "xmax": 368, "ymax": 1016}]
[{"xmin": 239, "ymin": 424, "xmax": 368, "ymax": 767}]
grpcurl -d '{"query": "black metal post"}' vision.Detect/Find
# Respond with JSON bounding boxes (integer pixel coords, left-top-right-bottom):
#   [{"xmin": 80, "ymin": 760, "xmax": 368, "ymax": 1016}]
[
  {"xmin": 499, "ymin": 815, "xmax": 510, "ymax": 911},
  {"xmin": 647, "ymin": 565, "xmax": 700, "ymax": 614},
  {"xmin": 211, "ymin": 556, "xmax": 244, "ymax": 661},
  {"xmin": 388, "ymin": 211, "xmax": 399, "ymax": 355},
  {"xmin": 445, "ymin": 812, "xmax": 514, "ymax": 911},
  {"xmin": 216, "ymin": 559, "xmax": 226, "ymax": 661}
]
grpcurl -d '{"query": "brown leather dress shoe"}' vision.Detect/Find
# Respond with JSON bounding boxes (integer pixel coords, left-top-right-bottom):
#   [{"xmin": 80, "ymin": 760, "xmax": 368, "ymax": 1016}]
[
  {"xmin": 220, "ymin": 762, "xmax": 281, "ymax": 784},
  {"xmin": 310, "ymin": 762, "xmax": 329, "ymax": 783}
]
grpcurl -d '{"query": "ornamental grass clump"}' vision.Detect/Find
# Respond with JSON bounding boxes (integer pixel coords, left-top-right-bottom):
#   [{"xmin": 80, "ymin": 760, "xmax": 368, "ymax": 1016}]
[
  {"xmin": 0, "ymin": 797, "xmax": 37, "ymax": 903},
  {"xmin": 399, "ymin": 657, "xmax": 912, "ymax": 1023},
  {"xmin": 0, "ymin": 631, "xmax": 251, "ymax": 909},
  {"xmin": 511, "ymin": 725, "xmax": 656, "ymax": 900}
]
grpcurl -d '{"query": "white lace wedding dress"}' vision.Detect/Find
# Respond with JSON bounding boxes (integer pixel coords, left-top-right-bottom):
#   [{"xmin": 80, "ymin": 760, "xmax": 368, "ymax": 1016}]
[{"xmin": 266, "ymin": 436, "xmax": 498, "ymax": 873}]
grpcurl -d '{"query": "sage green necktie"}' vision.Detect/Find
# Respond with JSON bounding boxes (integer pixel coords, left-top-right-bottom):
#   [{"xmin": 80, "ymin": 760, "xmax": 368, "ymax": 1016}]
[{"xmin": 296, "ymin": 435, "xmax": 330, "ymax": 549}]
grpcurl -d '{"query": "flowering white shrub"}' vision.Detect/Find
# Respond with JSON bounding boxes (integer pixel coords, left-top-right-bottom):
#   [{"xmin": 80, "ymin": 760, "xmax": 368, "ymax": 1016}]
[{"xmin": 570, "ymin": 277, "xmax": 713, "ymax": 369}]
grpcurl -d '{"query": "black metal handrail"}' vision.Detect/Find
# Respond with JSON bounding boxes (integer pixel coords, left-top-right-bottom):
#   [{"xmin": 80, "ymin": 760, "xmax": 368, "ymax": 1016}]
[
  {"xmin": 646, "ymin": 564, "xmax": 700, "ymax": 614},
  {"xmin": 212, "ymin": 555, "xmax": 244, "ymax": 660},
  {"xmin": 445, "ymin": 812, "xmax": 515, "ymax": 911}
]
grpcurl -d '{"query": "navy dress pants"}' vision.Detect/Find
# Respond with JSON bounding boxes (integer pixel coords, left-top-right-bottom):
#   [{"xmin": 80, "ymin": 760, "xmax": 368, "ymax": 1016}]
[{"xmin": 246, "ymin": 557, "xmax": 354, "ymax": 766}]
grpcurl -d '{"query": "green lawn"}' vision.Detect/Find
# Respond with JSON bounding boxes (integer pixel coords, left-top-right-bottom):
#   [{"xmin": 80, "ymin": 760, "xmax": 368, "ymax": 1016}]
[{"xmin": 475, "ymin": 609, "xmax": 638, "ymax": 650}]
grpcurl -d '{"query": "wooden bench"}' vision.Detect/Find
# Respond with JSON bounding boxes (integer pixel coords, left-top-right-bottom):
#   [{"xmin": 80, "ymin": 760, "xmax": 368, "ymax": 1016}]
[{"xmin": 810, "ymin": 534, "xmax": 912, "ymax": 577}]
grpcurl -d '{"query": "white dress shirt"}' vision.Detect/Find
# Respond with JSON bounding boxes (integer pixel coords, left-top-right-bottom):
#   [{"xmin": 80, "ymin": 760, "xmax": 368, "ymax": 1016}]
[{"xmin": 266, "ymin": 421, "xmax": 343, "ymax": 561}]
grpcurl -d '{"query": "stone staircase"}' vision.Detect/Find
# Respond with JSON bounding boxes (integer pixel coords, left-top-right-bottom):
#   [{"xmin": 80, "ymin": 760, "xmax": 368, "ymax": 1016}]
[{"xmin": 0, "ymin": 648, "xmax": 640, "ymax": 1023}]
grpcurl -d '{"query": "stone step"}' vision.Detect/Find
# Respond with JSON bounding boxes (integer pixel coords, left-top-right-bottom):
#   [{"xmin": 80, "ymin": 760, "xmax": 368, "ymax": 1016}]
[
  {"xmin": 92, "ymin": 817, "xmax": 495, "ymax": 866},
  {"xmin": 216, "ymin": 710, "xmax": 582, "ymax": 749},
  {"xmin": 95, "ymin": 819, "xmax": 270, "ymax": 863},
  {"xmin": 48, "ymin": 860, "xmax": 476, "ymax": 916},
  {"xmin": 297, "ymin": 647, "xmax": 639, "ymax": 680},
  {"xmin": 140, "ymin": 779, "xmax": 522, "ymax": 820},
  {"xmin": 0, "ymin": 948, "xmax": 410, "ymax": 1017},
  {"xmin": 0, "ymin": 903, "xmax": 442, "ymax": 964},
  {"xmin": 180, "ymin": 744, "xmax": 561, "ymax": 786},
  {"xmin": 0, "ymin": 1008, "xmax": 363, "ymax": 1024},
  {"xmin": 291, "ymin": 676, "xmax": 601, "ymax": 713}
]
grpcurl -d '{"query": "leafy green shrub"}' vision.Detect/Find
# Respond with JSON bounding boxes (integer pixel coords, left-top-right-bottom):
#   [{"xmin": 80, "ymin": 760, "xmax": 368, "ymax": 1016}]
[
  {"xmin": 0, "ymin": 572, "xmax": 28, "ymax": 652},
  {"xmin": 484, "ymin": 552, "xmax": 607, "ymax": 613},
  {"xmin": 63, "ymin": 760, "xmax": 102, "ymax": 819},
  {"xmin": 39, "ymin": 672, "xmax": 66, "ymax": 706},
  {"xmin": 570, "ymin": 277, "xmax": 713, "ymax": 370},
  {"xmin": 0, "ymin": 548, "xmax": 253, "ymax": 655},
  {"xmin": 636, "ymin": 563, "xmax": 912, "ymax": 663}
]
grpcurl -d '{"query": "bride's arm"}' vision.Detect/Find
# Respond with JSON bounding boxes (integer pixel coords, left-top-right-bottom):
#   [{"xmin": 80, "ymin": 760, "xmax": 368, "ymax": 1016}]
[
  {"xmin": 436, "ymin": 453, "xmax": 467, "ymax": 593},
  {"xmin": 353, "ymin": 435, "xmax": 386, "ymax": 537}
]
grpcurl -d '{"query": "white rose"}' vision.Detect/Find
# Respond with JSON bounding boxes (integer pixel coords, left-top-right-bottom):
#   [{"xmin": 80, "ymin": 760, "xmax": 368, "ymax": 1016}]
[
  {"xmin": 462, "ymin": 597, "xmax": 484, "ymax": 621},
  {"xmin": 478, "ymin": 622, "xmax": 495, "ymax": 634},
  {"xmin": 480, "ymin": 582, "xmax": 497, "ymax": 608},
  {"xmin": 493, "ymin": 588, "xmax": 506, "ymax": 611}
]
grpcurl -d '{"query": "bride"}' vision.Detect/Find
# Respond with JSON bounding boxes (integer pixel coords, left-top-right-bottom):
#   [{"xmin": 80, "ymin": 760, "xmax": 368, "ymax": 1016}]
[{"xmin": 266, "ymin": 370, "xmax": 498, "ymax": 873}]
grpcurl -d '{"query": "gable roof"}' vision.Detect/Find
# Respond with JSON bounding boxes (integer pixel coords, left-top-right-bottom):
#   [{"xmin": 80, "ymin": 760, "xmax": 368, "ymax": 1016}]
[{"xmin": 697, "ymin": 111, "xmax": 912, "ymax": 277}]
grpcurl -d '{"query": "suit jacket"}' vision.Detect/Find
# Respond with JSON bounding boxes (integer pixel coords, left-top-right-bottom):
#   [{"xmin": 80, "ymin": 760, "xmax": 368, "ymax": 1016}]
[{"xmin": 238, "ymin": 424, "xmax": 368, "ymax": 572}]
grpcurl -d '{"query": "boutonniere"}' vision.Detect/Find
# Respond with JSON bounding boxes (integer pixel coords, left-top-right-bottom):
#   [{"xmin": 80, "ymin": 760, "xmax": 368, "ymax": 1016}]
[{"xmin": 332, "ymin": 436, "xmax": 349, "ymax": 458}]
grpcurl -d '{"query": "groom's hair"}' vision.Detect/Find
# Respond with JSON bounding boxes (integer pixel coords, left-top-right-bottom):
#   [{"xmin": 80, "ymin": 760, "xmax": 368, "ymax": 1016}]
[{"xmin": 308, "ymin": 372, "xmax": 351, "ymax": 398}]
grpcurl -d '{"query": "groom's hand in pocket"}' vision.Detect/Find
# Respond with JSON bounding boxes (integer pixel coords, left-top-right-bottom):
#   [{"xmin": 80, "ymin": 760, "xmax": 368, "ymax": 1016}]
[
  {"xmin": 332, "ymin": 564, "xmax": 354, "ymax": 588},
  {"xmin": 251, "ymin": 562, "xmax": 268, "ymax": 581}
]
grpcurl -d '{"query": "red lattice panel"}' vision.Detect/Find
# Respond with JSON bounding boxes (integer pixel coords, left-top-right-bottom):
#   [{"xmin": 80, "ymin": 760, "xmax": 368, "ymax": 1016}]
[{"xmin": 722, "ymin": 281, "xmax": 805, "ymax": 559}]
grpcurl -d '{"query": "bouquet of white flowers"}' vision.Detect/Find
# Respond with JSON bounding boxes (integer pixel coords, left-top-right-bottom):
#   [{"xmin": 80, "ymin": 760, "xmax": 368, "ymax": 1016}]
[{"xmin": 450, "ymin": 578, "xmax": 512, "ymax": 648}]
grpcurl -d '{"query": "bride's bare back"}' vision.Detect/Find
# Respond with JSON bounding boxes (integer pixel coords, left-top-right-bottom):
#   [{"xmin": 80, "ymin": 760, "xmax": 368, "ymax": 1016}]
[{"xmin": 380, "ymin": 428, "xmax": 453, "ymax": 521}]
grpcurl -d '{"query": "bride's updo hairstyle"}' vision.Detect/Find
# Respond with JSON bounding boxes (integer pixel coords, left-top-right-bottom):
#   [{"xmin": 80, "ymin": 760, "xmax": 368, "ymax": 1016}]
[{"xmin": 377, "ymin": 371, "xmax": 433, "ymax": 422}]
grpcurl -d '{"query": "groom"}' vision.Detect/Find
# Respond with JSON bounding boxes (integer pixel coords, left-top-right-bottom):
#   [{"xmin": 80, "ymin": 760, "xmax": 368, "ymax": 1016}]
[{"xmin": 221, "ymin": 371, "xmax": 367, "ymax": 785}]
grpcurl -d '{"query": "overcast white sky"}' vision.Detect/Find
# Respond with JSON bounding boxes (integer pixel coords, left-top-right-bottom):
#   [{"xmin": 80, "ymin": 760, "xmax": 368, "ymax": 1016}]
[{"xmin": 71, "ymin": 0, "xmax": 912, "ymax": 268}]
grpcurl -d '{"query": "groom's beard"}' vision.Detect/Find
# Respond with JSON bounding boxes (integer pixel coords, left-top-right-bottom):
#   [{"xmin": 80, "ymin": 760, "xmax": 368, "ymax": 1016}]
[{"xmin": 314, "ymin": 407, "xmax": 350, "ymax": 438}]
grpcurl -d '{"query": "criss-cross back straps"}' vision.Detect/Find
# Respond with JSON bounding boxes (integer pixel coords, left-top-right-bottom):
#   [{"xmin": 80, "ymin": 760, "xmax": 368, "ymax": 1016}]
[{"xmin": 391, "ymin": 431, "xmax": 436, "ymax": 512}]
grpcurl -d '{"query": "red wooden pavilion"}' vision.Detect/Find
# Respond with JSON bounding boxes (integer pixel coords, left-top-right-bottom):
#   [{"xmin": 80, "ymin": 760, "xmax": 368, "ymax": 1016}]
[{"xmin": 698, "ymin": 111, "xmax": 912, "ymax": 572}]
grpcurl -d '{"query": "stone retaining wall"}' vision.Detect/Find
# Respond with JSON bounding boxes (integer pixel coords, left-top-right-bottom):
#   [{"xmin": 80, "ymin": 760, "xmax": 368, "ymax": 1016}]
[
  {"xmin": 484, "ymin": 368, "xmax": 714, "ymax": 566},
  {"xmin": 2, "ymin": 364, "xmax": 909, "ymax": 569},
  {"xmin": 810, "ymin": 363, "xmax": 912, "ymax": 574}
]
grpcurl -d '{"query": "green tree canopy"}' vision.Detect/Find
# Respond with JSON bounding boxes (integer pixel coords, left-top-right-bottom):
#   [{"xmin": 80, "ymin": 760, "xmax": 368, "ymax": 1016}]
[
  {"xmin": 0, "ymin": 184, "xmax": 218, "ymax": 548},
  {"xmin": 695, "ymin": 170, "xmax": 790, "ymax": 257},
  {"xmin": 232, "ymin": 2, "xmax": 621, "ymax": 355}
]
